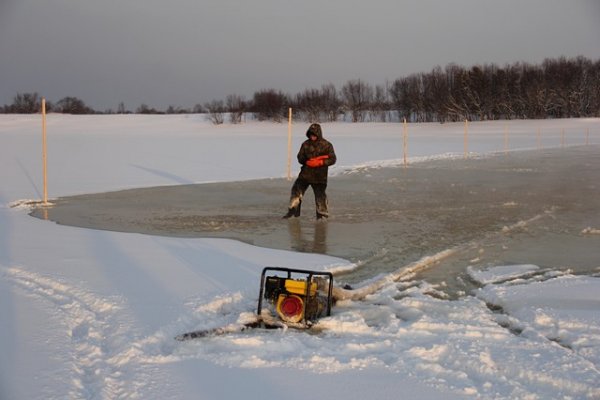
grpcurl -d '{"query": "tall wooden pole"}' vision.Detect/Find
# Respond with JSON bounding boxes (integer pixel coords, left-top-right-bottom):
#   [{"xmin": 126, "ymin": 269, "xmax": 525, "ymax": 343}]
[
  {"xmin": 286, "ymin": 108, "xmax": 293, "ymax": 180},
  {"xmin": 42, "ymin": 98, "xmax": 48, "ymax": 205},
  {"xmin": 403, "ymin": 118, "xmax": 408, "ymax": 167},
  {"xmin": 464, "ymin": 119, "xmax": 469, "ymax": 159}
]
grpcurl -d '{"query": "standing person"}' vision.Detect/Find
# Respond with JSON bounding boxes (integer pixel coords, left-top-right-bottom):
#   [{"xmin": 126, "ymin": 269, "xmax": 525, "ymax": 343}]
[{"xmin": 283, "ymin": 123, "xmax": 336, "ymax": 220}]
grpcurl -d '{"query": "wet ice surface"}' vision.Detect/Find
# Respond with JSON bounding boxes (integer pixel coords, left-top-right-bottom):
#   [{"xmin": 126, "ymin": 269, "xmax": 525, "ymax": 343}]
[{"xmin": 32, "ymin": 146, "xmax": 600, "ymax": 296}]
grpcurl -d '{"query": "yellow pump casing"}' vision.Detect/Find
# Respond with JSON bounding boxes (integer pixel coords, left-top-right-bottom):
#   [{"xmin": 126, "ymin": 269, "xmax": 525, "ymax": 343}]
[{"xmin": 284, "ymin": 279, "xmax": 316, "ymax": 296}]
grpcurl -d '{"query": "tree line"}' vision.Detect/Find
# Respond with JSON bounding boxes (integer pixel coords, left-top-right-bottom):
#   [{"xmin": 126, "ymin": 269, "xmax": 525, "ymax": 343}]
[{"xmin": 2, "ymin": 56, "xmax": 598, "ymax": 123}]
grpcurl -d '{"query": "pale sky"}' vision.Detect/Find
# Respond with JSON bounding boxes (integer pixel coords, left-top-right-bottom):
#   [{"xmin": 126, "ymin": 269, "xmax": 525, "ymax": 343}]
[{"xmin": 1, "ymin": 0, "xmax": 599, "ymax": 111}]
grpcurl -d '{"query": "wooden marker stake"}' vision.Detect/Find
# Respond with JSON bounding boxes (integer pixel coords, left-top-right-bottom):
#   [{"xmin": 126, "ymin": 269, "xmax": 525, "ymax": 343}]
[
  {"xmin": 464, "ymin": 119, "xmax": 469, "ymax": 159},
  {"xmin": 286, "ymin": 108, "xmax": 293, "ymax": 180},
  {"xmin": 42, "ymin": 98, "xmax": 48, "ymax": 205},
  {"xmin": 403, "ymin": 118, "xmax": 408, "ymax": 167}
]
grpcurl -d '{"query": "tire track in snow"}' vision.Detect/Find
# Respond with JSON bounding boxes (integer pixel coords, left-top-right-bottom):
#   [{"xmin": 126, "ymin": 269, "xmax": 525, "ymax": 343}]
[{"xmin": 3, "ymin": 266, "xmax": 160, "ymax": 399}]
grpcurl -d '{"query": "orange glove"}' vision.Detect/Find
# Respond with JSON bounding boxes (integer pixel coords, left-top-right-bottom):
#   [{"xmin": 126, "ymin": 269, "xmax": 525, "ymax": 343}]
[{"xmin": 306, "ymin": 155, "xmax": 329, "ymax": 168}]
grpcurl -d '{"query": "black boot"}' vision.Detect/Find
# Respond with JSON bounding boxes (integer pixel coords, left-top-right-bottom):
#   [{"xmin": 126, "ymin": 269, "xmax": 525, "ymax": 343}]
[
  {"xmin": 283, "ymin": 208, "xmax": 299, "ymax": 219},
  {"xmin": 283, "ymin": 204, "xmax": 302, "ymax": 219},
  {"xmin": 282, "ymin": 209, "xmax": 295, "ymax": 219}
]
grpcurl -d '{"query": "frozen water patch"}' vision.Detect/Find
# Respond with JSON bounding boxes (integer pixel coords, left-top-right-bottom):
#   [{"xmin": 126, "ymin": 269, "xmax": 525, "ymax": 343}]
[{"xmin": 31, "ymin": 145, "xmax": 600, "ymax": 300}]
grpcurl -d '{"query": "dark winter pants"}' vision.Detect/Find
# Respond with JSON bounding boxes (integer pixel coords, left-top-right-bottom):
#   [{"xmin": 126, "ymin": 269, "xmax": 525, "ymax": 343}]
[{"xmin": 287, "ymin": 178, "xmax": 329, "ymax": 218}]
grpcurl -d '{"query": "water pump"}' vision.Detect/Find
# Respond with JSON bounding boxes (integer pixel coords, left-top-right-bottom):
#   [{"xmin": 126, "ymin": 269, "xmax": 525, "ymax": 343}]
[{"xmin": 257, "ymin": 267, "xmax": 334, "ymax": 326}]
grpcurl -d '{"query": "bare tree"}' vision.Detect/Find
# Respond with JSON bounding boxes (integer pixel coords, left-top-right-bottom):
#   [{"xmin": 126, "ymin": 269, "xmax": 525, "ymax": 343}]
[
  {"xmin": 204, "ymin": 100, "xmax": 225, "ymax": 124},
  {"xmin": 390, "ymin": 75, "xmax": 425, "ymax": 122},
  {"xmin": 166, "ymin": 105, "xmax": 190, "ymax": 114},
  {"xmin": 226, "ymin": 94, "xmax": 246, "ymax": 124},
  {"xmin": 423, "ymin": 66, "xmax": 449, "ymax": 122},
  {"xmin": 56, "ymin": 97, "xmax": 94, "ymax": 114},
  {"xmin": 370, "ymin": 84, "xmax": 389, "ymax": 122},
  {"xmin": 389, "ymin": 77, "xmax": 411, "ymax": 121},
  {"xmin": 7, "ymin": 92, "xmax": 42, "ymax": 113},
  {"xmin": 320, "ymin": 83, "xmax": 341, "ymax": 122},
  {"xmin": 117, "ymin": 102, "xmax": 128, "ymax": 114},
  {"xmin": 136, "ymin": 104, "xmax": 162, "ymax": 114},
  {"xmin": 251, "ymin": 89, "xmax": 288, "ymax": 122},
  {"xmin": 341, "ymin": 79, "xmax": 373, "ymax": 122},
  {"xmin": 295, "ymin": 88, "xmax": 324, "ymax": 122}
]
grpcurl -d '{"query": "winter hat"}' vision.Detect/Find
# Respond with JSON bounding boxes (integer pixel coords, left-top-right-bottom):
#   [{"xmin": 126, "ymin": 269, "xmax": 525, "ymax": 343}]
[{"xmin": 306, "ymin": 123, "xmax": 322, "ymax": 138}]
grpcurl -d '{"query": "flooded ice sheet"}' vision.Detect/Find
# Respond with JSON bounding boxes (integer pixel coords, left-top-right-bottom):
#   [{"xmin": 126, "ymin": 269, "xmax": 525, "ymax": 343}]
[{"xmin": 31, "ymin": 146, "xmax": 600, "ymax": 295}]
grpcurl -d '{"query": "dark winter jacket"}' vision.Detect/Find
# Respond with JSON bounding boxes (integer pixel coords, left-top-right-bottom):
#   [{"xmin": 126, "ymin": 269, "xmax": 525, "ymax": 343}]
[{"xmin": 297, "ymin": 124, "xmax": 336, "ymax": 184}]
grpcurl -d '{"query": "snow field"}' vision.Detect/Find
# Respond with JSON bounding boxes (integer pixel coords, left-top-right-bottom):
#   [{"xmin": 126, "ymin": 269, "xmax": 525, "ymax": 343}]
[{"xmin": 1, "ymin": 115, "xmax": 600, "ymax": 399}]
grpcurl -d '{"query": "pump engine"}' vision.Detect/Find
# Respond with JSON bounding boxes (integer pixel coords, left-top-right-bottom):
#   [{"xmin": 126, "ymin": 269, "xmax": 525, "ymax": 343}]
[{"xmin": 257, "ymin": 267, "xmax": 333, "ymax": 326}]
